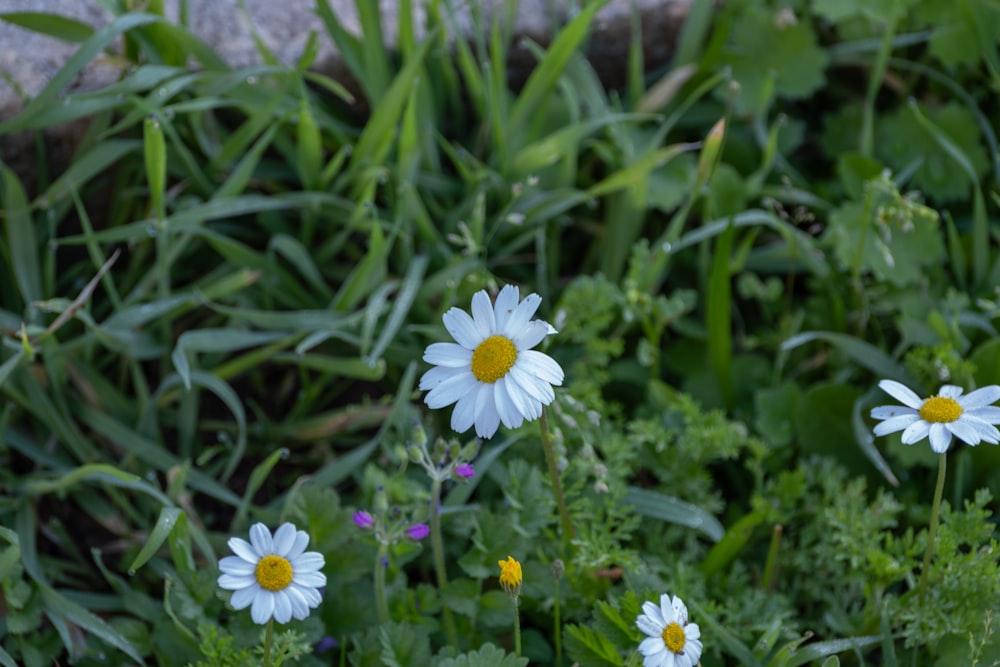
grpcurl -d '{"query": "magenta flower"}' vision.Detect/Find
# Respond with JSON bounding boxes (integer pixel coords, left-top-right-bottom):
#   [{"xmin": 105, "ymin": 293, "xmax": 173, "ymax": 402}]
[
  {"xmin": 406, "ymin": 523, "xmax": 430, "ymax": 540},
  {"xmin": 353, "ymin": 510, "xmax": 374, "ymax": 529},
  {"xmin": 454, "ymin": 463, "xmax": 475, "ymax": 478}
]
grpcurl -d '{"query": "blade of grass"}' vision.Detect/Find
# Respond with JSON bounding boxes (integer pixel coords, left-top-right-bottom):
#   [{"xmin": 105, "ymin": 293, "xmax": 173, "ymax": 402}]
[
  {"xmin": 707, "ymin": 222, "xmax": 735, "ymax": 410},
  {"xmin": 1, "ymin": 168, "xmax": 42, "ymax": 307}
]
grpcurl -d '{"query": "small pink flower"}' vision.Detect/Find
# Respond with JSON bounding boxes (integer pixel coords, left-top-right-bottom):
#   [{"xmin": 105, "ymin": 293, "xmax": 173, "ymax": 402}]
[
  {"xmin": 455, "ymin": 463, "xmax": 475, "ymax": 478},
  {"xmin": 406, "ymin": 523, "xmax": 430, "ymax": 540},
  {"xmin": 353, "ymin": 510, "xmax": 374, "ymax": 529}
]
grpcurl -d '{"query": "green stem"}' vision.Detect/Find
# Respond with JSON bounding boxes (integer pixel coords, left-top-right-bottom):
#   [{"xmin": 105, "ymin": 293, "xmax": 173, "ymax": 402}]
[
  {"xmin": 540, "ymin": 408, "xmax": 575, "ymax": 542},
  {"xmin": 263, "ymin": 618, "xmax": 273, "ymax": 667},
  {"xmin": 553, "ymin": 578, "xmax": 562, "ymax": 667},
  {"xmin": 430, "ymin": 477, "xmax": 458, "ymax": 647},
  {"xmin": 919, "ymin": 453, "xmax": 947, "ymax": 604},
  {"xmin": 375, "ymin": 543, "xmax": 389, "ymax": 624},
  {"xmin": 513, "ymin": 597, "xmax": 522, "ymax": 658}
]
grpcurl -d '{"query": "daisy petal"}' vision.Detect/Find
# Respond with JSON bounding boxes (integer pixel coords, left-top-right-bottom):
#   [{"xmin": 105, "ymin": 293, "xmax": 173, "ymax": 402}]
[
  {"xmin": 966, "ymin": 406, "xmax": 1000, "ymax": 424},
  {"xmin": 273, "ymin": 590, "xmax": 292, "ymax": 624},
  {"xmin": 218, "ymin": 573, "xmax": 256, "ymax": 590},
  {"xmin": 873, "ymin": 413, "xmax": 921, "ymax": 436},
  {"xmin": 249, "ymin": 523, "xmax": 272, "ymax": 556},
  {"xmin": 251, "ymin": 591, "xmax": 276, "ymax": 624},
  {"xmin": 638, "ymin": 636, "xmax": 666, "ymax": 656},
  {"xmin": 870, "ymin": 405, "xmax": 918, "ymax": 420},
  {"xmin": 502, "ymin": 292, "xmax": 542, "ymax": 338},
  {"xmin": 470, "ymin": 290, "xmax": 497, "ymax": 339},
  {"xmin": 474, "ymin": 385, "xmax": 501, "ymax": 438},
  {"xmin": 900, "ymin": 419, "xmax": 930, "ymax": 445},
  {"xmin": 425, "ymin": 372, "xmax": 478, "ymax": 409},
  {"xmin": 272, "ymin": 523, "xmax": 296, "ymax": 557},
  {"xmin": 946, "ymin": 419, "xmax": 981, "ymax": 446},
  {"xmin": 961, "ymin": 416, "xmax": 1000, "ymax": 443},
  {"xmin": 494, "ymin": 384, "xmax": 523, "ymax": 429},
  {"xmin": 229, "ymin": 584, "xmax": 258, "ymax": 610},
  {"xmin": 287, "ymin": 531, "xmax": 310, "ymax": 560},
  {"xmin": 641, "ymin": 601, "xmax": 665, "ymax": 626},
  {"xmin": 442, "ymin": 307, "xmax": 482, "ymax": 349},
  {"xmin": 423, "ymin": 342, "xmax": 473, "ymax": 367},
  {"xmin": 218, "ymin": 555, "xmax": 256, "ymax": 576},
  {"xmin": 878, "ymin": 380, "xmax": 924, "ymax": 409},
  {"xmin": 418, "ymin": 365, "xmax": 466, "ymax": 391},
  {"xmin": 290, "ymin": 552, "xmax": 324, "ymax": 573},
  {"xmin": 958, "ymin": 385, "xmax": 1000, "ymax": 409},
  {"xmin": 938, "ymin": 385, "xmax": 964, "ymax": 399},
  {"xmin": 508, "ymin": 364, "xmax": 555, "ymax": 405},
  {"xmin": 928, "ymin": 422, "xmax": 952, "ymax": 453},
  {"xmin": 512, "ymin": 320, "xmax": 551, "ymax": 351},
  {"xmin": 493, "ymin": 285, "xmax": 520, "ymax": 333},
  {"xmin": 450, "ymin": 390, "xmax": 478, "ymax": 434},
  {"xmin": 228, "ymin": 537, "xmax": 257, "ymax": 563},
  {"xmin": 517, "ymin": 350, "xmax": 564, "ymax": 385}
]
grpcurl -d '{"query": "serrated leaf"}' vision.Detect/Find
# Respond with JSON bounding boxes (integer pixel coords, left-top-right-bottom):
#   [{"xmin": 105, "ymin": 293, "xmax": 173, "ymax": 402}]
[
  {"xmin": 564, "ymin": 624, "xmax": 624, "ymax": 667},
  {"xmin": 434, "ymin": 643, "xmax": 528, "ymax": 667}
]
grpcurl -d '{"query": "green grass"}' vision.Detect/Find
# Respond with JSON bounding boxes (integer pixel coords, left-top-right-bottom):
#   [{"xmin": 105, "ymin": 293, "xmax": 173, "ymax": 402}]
[{"xmin": 2, "ymin": 0, "xmax": 1000, "ymax": 665}]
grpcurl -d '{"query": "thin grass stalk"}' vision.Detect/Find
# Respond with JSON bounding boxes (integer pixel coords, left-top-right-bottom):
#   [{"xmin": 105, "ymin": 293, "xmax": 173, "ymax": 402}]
[
  {"xmin": 375, "ymin": 542, "xmax": 389, "ymax": 624},
  {"xmin": 918, "ymin": 452, "xmax": 947, "ymax": 604},
  {"xmin": 540, "ymin": 407, "xmax": 575, "ymax": 542},
  {"xmin": 430, "ymin": 477, "xmax": 458, "ymax": 646}
]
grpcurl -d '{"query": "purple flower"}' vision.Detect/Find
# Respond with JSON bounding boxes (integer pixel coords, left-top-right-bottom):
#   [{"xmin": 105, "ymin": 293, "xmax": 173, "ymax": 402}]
[
  {"xmin": 315, "ymin": 636, "xmax": 338, "ymax": 653},
  {"xmin": 353, "ymin": 510, "xmax": 374, "ymax": 530},
  {"xmin": 406, "ymin": 523, "xmax": 430, "ymax": 540},
  {"xmin": 454, "ymin": 463, "xmax": 475, "ymax": 479}
]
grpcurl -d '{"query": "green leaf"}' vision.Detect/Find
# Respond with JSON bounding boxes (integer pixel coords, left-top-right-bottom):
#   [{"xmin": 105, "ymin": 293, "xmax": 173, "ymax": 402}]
[
  {"xmin": 785, "ymin": 635, "xmax": 881, "ymax": 666},
  {"xmin": 170, "ymin": 329, "xmax": 286, "ymax": 390},
  {"xmin": 564, "ymin": 623, "xmax": 624, "ymax": 667},
  {"xmin": 434, "ymin": 642, "xmax": 528, "ymax": 667},
  {"xmin": 39, "ymin": 584, "xmax": 144, "ymax": 662},
  {"xmin": 724, "ymin": 7, "xmax": 829, "ymax": 114},
  {"xmin": 127, "ymin": 507, "xmax": 183, "ymax": 574},
  {"xmin": 707, "ymin": 222, "xmax": 735, "ymax": 409},
  {"xmin": 1, "ymin": 168, "xmax": 41, "ymax": 307},
  {"xmin": 624, "ymin": 487, "xmax": 724, "ymax": 541},
  {"xmin": 0, "ymin": 12, "xmax": 93, "ymax": 42}
]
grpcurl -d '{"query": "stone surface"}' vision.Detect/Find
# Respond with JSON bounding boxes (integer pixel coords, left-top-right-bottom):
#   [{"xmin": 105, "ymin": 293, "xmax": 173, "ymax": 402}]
[{"xmin": 0, "ymin": 0, "xmax": 690, "ymax": 184}]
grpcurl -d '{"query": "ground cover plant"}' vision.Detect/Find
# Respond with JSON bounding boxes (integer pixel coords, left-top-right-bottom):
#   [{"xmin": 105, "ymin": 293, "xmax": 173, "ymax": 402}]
[{"xmin": 1, "ymin": 0, "xmax": 1000, "ymax": 664}]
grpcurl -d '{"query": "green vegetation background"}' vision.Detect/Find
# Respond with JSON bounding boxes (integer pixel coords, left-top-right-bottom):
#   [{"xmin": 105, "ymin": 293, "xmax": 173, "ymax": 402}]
[{"xmin": 1, "ymin": 0, "xmax": 1000, "ymax": 665}]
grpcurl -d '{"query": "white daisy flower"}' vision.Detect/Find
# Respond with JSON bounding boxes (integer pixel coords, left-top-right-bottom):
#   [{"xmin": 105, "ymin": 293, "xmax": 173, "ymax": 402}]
[
  {"xmin": 419, "ymin": 285, "xmax": 564, "ymax": 439},
  {"xmin": 217, "ymin": 522, "xmax": 326, "ymax": 624},
  {"xmin": 636, "ymin": 593, "xmax": 703, "ymax": 667},
  {"xmin": 871, "ymin": 379, "xmax": 1000, "ymax": 454}
]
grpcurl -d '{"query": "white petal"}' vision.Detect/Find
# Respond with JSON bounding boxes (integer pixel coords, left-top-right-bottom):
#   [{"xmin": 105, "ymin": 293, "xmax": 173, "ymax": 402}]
[
  {"xmin": 928, "ymin": 423, "xmax": 952, "ymax": 453},
  {"xmin": 229, "ymin": 584, "xmax": 259, "ymax": 610},
  {"xmin": 684, "ymin": 622, "xmax": 701, "ymax": 641},
  {"xmin": 474, "ymin": 385, "xmax": 501, "ymax": 438},
  {"xmin": 291, "ymin": 552, "xmax": 325, "ymax": 573},
  {"xmin": 249, "ymin": 523, "xmax": 273, "ymax": 556},
  {"xmin": 470, "ymin": 291, "xmax": 497, "ymax": 338},
  {"xmin": 960, "ymin": 416, "xmax": 1000, "ymax": 443},
  {"xmin": 683, "ymin": 637, "xmax": 703, "ymax": 663},
  {"xmin": 227, "ymin": 537, "xmax": 258, "ymax": 563},
  {"xmin": 638, "ymin": 636, "xmax": 666, "ymax": 657},
  {"xmin": 273, "ymin": 590, "xmax": 293, "ymax": 624},
  {"xmin": 517, "ymin": 350, "xmax": 564, "ymax": 385},
  {"xmin": 878, "ymin": 380, "xmax": 924, "ymax": 409},
  {"xmin": 450, "ymin": 390, "xmax": 479, "ymax": 434},
  {"xmin": 670, "ymin": 595, "xmax": 688, "ymax": 624},
  {"xmin": 498, "ymin": 376, "xmax": 541, "ymax": 422},
  {"xmin": 285, "ymin": 585, "xmax": 311, "ymax": 620},
  {"xmin": 502, "ymin": 292, "xmax": 542, "ymax": 338},
  {"xmin": 272, "ymin": 523, "xmax": 297, "ymax": 557},
  {"xmin": 494, "ymin": 382, "xmax": 524, "ymax": 429},
  {"xmin": 425, "ymin": 372, "xmax": 478, "ymax": 409},
  {"xmin": 900, "ymin": 419, "xmax": 930, "ymax": 444},
  {"xmin": 947, "ymin": 419, "xmax": 981, "ymax": 446},
  {"xmin": 508, "ymin": 364, "xmax": 555, "ymax": 405},
  {"xmin": 218, "ymin": 555, "xmax": 256, "ymax": 576},
  {"xmin": 870, "ymin": 405, "xmax": 918, "ymax": 420},
  {"xmin": 493, "ymin": 285, "xmax": 520, "ymax": 333},
  {"xmin": 419, "ymin": 365, "xmax": 466, "ymax": 391},
  {"xmin": 512, "ymin": 320, "xmax": 551, "ymax": 351},
  {"xmin": 251, "ymin": 591, "xmax": 276, "ymax": 624},
  {"xmin": 287, "ymin": 531, "xmax": 310, "ymax": 560},
  {"xmin": 218, "ymin": 573, "xmax": 256, "ymax": 590},
  {"xmin": 637, "ymin": 613, "xmax": 665, "ymax": 637},
  {"xmin": 292, "ymin": 583, "xmax": 322, "ymax": 607},
  {"xmin": 958, "ymin": 385, "xmax": 1000, "ymax": 409},
  {"xmin": 442, "ymin": 307, "xmax": 483, "ymax": 348},
  {"xmin": 641, "ymin": 601, "xmax": 666, "ymax": 626},
  {"xmin": 293, "ymin": 571, "xmax": 326, "ymax": 588},
  {"xmin": 938, "ymin": 385, "xmax": 964, "ymax": 399},
  {"xmin": 873, "ymin": 413, "xmax": 920, "ymax": 436},
  {"xmin": 965, "ymin": 406, "xmax": 1000, "ymax": 424},
  {"xmin": 423, "ymin": 342, "xmax": 473, "ymax": 366}
]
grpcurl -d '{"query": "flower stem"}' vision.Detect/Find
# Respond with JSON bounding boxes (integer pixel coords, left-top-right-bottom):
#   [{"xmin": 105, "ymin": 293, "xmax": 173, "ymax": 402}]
[
  {"xmin": 919, "ymin": 452, "xmax": 947, "ymax": 604},
  {"xmin": 430, "ymin": 477, "xmax": 458, "ymax": 647},
  {"xmin": 540, "ymin": 407, "xmax": 575, "ymax": 542},
  {"xmin": 512, "ymin": 597, "xmax": 522, "ymax": 658},
  {"xmin": 553, "ymin": 577, "xmax": 563, "ymax": 667},
  {"xmin": 263, "ymin": 618, "xmax": 273, "ymax": 667},
  {"xmin": 375, "ymin": 543, "xmax": 389, "ymax": 624}
]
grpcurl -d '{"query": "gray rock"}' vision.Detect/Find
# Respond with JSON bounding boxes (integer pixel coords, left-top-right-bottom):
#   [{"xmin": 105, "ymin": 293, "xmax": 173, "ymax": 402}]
[{"xmin": 0, "ymin": 0, "xmax": 690, "ymax": 186}]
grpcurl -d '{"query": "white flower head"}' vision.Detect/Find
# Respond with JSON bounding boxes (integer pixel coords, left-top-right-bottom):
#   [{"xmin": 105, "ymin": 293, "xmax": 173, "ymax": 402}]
[
  {"xmin": 636, "ymin": 593, "xmax": 703, "ymax": 667},
  {"xmin": 870, "ymin": 379, "xmax": 1000, "ymax": 454},
  {"xmin": 419, "ymin": 285, "xmax": 564, "ymax": 439},
  {"xmin": 217, "ymin": 522, "xmax": 326, "ymax": 624}
]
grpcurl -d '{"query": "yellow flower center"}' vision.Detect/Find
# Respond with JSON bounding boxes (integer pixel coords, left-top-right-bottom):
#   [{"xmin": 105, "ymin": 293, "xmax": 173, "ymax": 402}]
[
  {"xmin": 471, "ymin": 335, "xmax": 518, "ymax": 383},
  {"xmin": 255, "ymin": 554, "xmax": 293, "ymax": 591},
  {"xmin": 497, "ymin": 556, "xmax": 522, "ymax": 595},
  {"xmin": 662, "ymin": 622, "xmax": 686, "ymax": 653},
  {"xmin": 919, "ymin": 396, "xmax": 963, "ymax": 423}
]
